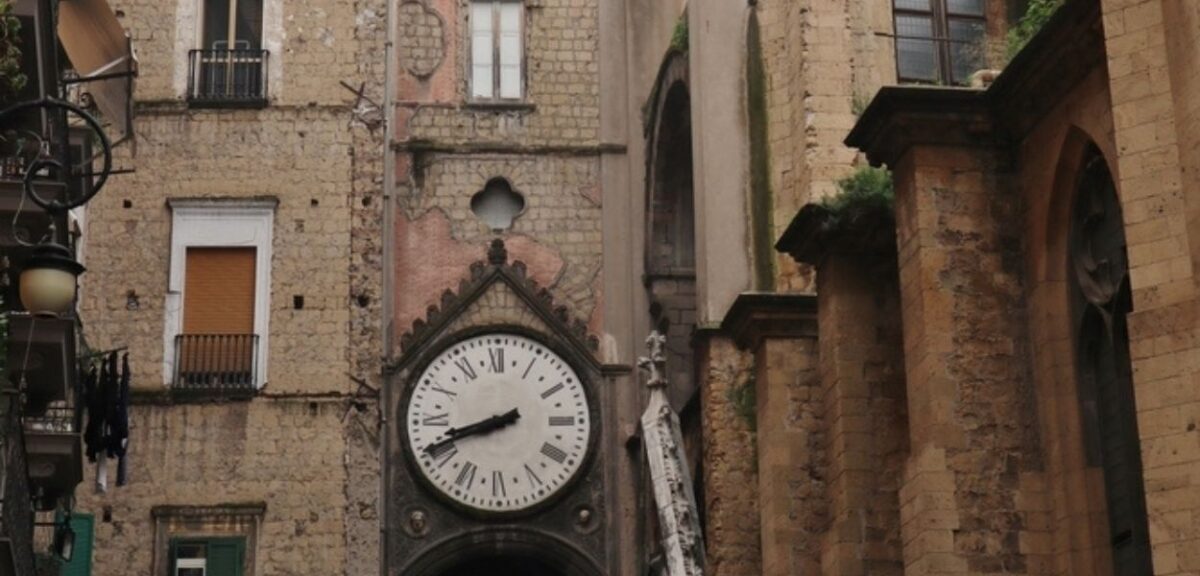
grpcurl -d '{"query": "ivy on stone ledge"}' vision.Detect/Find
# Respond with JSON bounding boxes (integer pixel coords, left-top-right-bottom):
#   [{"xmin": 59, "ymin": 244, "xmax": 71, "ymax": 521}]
[
  {"xmin": 1006, "ymin": 0, "xmax": 1065, "ymax": 61},
  {"xmin": 820, "ymin": 166, "xmax": 895, "ymax": 217}
]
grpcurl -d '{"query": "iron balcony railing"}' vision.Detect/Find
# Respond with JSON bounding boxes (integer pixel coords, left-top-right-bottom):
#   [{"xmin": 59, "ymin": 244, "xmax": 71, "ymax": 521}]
[
  {"xmin": 187, "ymin": 49, "xmax": 269, "ymax": 107},
  {"xmin": 173, "ymin": 334, "xmax": 260, "ymax": 397}
]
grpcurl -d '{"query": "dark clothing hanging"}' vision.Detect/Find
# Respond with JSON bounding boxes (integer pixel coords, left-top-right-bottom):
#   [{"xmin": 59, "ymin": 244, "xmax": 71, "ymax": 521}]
[{"xmin": 82, "ymin": 365, "xmax": 103, "ymax": 462}]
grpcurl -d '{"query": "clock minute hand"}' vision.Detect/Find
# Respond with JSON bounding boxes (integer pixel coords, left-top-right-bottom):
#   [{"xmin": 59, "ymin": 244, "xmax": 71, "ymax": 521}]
[{"xmin": 423, "ymin": 408, "xmax": 521, "ymax": 454}]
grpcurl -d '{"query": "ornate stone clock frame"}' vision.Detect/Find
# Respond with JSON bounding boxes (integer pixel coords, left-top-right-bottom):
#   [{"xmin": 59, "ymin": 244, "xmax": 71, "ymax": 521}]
[{"xmin": 384, "ymin": 240, "xmax": 611, "ymax": 576}]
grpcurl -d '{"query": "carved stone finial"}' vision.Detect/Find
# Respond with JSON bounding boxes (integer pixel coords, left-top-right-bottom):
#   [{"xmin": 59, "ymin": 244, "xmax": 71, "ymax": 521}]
[
  {"xmin": 487, "ymin": 238, "xmax": 508, "ymax": 265},
  {"xmin": 637, "ymin": 331, "xmax": 668, "ymax": 390}
]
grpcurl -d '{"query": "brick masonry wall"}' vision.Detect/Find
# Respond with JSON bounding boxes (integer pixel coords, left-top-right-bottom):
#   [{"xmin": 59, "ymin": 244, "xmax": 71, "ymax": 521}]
[
  {"xmin": 754, "ymin": 336, "xmax": 824, "ymax": 576},
  {"xmin": 1100, "ymin": 1, "xmax": 1200, "ymax": 572},
  {"xmin": 816, "ymin": 254, "xmax": 907, "ymax": 576},
  {"xmin": 698, "ymin": 335, "xmax": 761, "ymax": 576}
]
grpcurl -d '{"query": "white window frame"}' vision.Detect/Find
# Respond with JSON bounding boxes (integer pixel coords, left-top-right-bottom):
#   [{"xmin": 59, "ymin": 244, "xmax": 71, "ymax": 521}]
[
  {"xmin": 172, "ymin": 0, "xmax": 283, "ymax": 98},
  {"xmin": 163, "ymin": 199, "xmax": 275, "ymax": 388},
  {"xmin": 469, "ymin": 0, "xmax": 525, "ymax": 101}
]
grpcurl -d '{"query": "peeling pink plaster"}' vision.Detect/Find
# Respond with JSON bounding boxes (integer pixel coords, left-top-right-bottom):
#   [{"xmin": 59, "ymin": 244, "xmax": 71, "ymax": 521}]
[{"xmin": 394, "ymin": 209, "xmax": 565, "ymax": 336}]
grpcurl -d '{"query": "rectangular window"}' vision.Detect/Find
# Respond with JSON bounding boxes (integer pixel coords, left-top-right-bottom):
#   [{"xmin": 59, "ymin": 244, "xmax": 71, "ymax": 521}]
[
  {"xmin": 165, "ymin": 200, "xmax": 274, "ymax": 393},
  {"xmin": 893, "ymin": 0, "xmax": 986, "ymax": 85},
  {"xmin": 190, "ymin": 0, "xmax": 268, "ymax": 105},
  {"xmin": 169, "ymin": 537, "xmax": 246, "ymax": 576},
  {"xmin": 470, "ymin": 0, "xmax": 524, "ymax": 101}
]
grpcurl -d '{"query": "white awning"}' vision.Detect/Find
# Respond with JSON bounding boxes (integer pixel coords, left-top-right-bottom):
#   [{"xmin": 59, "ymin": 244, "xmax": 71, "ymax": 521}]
[{"xmin": 57, "ymin": 0, "xmax": 136, "ymax": 144}]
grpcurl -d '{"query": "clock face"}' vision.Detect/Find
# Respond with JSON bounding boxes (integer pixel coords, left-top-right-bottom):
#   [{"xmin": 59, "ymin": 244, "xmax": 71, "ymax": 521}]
[{"xmin": 404, "ymin": 333, "xmax": 592, "ymax": 513}]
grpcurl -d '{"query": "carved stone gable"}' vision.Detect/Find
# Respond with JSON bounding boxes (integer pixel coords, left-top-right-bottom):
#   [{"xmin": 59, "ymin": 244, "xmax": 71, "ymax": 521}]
[{"xmin": 390, "ymin": 239, "xmax": 600, "ymax": 373}]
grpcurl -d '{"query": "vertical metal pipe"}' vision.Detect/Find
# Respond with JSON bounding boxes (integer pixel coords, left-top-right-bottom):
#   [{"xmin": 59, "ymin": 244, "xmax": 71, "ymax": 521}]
[{"xmin": 380, "ymin": 0, "xmax": 398, "ymax": 569}]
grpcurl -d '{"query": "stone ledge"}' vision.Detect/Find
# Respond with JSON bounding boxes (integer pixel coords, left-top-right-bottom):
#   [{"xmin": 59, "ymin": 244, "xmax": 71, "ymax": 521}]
[
  {"xmin": 720, "ymin": 292, "xmax": 817, "ymax": 351},
  {"xmin": 775, "ymin": 203, "xmax": 896, "ymax": 268}
]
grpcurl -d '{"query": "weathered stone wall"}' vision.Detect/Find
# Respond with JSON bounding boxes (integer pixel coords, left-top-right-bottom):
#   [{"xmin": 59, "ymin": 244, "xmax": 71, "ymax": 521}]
[
  {"xmin": 753, "ymin": 336, "xmax": 824, "ymax": 576},
  {"xmin": 697, "ymin": 335, "xmax": 760, "ymax": 576},
  {"xmin": 1100, "ymin": 1, "xmax": 1200, "ymax": 572},
  {"xmin": 1015, "ymin": 63, "xmax": 1118, "ymax": 576},
  {"xmin": 76, "ymin": 401, "xmax": 353, "ymax": 576},
  {"xmin": 76, "ymin": 0, "xmax": 386, "ymax": 572},
  {"xmin": 391, "ymin": 0, "xmax": 605, "ymax": 353},
  {"xmin": 816, "ymin": 253, "xmax": 907, "ymax": 576},
  {"xmin": 892, "ymin": 145, "xmax": 1041, "ymax": 575}
]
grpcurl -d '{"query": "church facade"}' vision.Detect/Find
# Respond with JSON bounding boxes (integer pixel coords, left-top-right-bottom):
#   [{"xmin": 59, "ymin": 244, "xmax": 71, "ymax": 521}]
[{"xmin": 69, "ymin": 0, "xmax": 1200, "ymax": 575}]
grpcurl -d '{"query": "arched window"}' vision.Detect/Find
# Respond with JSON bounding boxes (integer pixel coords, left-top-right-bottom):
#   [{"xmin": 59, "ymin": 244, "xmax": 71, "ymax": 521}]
[{"xmin": 1069, "ymin": 149, "xmax": 1152, "ymax": 575}]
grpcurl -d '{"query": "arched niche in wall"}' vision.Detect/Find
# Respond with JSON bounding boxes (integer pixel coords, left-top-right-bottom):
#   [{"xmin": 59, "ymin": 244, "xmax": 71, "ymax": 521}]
[
  {"xmin": 1068, "ymin": 148, "xmax": 1153, "ymax": 576},
  {"xmin": 642, "ymin": 47, "xmax": 704, "ymax": 539}
]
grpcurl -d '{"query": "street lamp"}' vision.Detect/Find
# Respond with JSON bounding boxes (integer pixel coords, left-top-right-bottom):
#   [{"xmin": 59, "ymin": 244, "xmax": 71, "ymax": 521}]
[{"xmin": 18, "ymin": 242, "xmax": 84, "ymax": 317}]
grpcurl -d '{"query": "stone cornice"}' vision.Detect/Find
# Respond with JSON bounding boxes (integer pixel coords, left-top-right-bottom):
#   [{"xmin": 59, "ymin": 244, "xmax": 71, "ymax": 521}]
[
  {"xmin": 720, "ymin": 292, "xmax": 817, "ymax": 351},
  {"xmin": 845, "ymin": 87, "xmax": 995, "ymax": 168}
]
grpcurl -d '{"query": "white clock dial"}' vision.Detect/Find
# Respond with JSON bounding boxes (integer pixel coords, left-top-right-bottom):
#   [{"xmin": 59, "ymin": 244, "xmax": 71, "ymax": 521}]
[{"xmin": 405, "ymin": 333, "xmax": 592, "ymax": 513}]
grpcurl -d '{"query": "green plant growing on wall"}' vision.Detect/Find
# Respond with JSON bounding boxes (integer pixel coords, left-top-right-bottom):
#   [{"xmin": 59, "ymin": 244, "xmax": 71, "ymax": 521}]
[
  {"xmin": 1006, "ymin": 0, "xmax": 1064, "ymax": 61},
  {"xmin": 820, "ymin": 165, "xmax": 895, "ymax": 216},
  {"xmin": 670, "ymin": 15, "xmax": 688, "ymax": 52},
  {"xmin": 0, "ymin": 0, "xmax": 25, "ymax": 102},
  {"xmin": 727, "ymin": 376, "xmax": 756, "ymax": 431}
]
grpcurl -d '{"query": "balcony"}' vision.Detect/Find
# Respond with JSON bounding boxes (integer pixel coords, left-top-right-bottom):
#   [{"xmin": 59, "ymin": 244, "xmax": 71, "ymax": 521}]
[
  {"xmin": 6, "ymin": 315, "xmax": 76, "ymax": 416},
  {"xmin": 22, "ymin": 394, "xmax": 82, "ymax": 513},
  {"xmin": 187, "ymin": 50, "xmax": 269, "ymax": 109},
  {"xmin": 172, "ymin": 334, "xmax": 259, "ymax": 399}
]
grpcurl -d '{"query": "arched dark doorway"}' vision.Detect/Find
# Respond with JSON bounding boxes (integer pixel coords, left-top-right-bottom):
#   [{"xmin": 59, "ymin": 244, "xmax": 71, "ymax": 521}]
[
  {"xmin": 438, "ymin": 555, "xmax": 563, "ymax": 576},
  {"xmin": 398, "ymin": 528, "xmax": 603, "ymax": 576}
]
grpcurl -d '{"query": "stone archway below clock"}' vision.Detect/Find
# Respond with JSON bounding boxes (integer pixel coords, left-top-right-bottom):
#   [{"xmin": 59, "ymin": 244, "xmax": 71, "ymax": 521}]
[
  {"xmin": 400, "ymin": 528, "xmax": 604, "ymax": 576},
  {"xmin": 436, "ymin": 554, "xmax": 562, "ymax": 576}
]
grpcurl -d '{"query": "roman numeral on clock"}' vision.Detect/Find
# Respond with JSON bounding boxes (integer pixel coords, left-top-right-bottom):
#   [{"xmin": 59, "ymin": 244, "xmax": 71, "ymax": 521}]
[
  {"xmin": 422, "ymin": 413, "xmax": 449, "ymax": 426},
  {"xmin": 549, "ymin": 416, "xmax": 575, "ymax": 427},
  {"xmin": 541, "ymin": 442, "xmax": 568, "ymax": 464},
  {"xmin": 524, "ymin": 463, "xmax": 544, "ymax": 486},
  {"xmin": 492, "ymin": 470, "xmax": 507, "ymax": 497},
  {"xmin": 489, "ymin": 348, "xmax": 505, "ymax": 373},
  {"xmin": 456, "ymin": 461, "xmax": 477, "ymax": 490},
  {"xmin": 453, "ymin": 358, "xmax": 478, "ymax": 381},
  {"xmin": 430, "ymin": 443, "xmax": 457, "ymax": 466},
  {"xmin": 430, "ymin": 384, "xmax": 457, "ymax": 398},
  {"xmin": 540, "ymin": 383, "xmax": 564, "ymax": 399}
]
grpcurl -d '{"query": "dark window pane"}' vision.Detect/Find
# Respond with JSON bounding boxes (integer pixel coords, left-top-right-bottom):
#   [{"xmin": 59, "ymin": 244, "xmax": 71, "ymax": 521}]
[
  {"xmin": 894, "ymin": 0, "xmax": 931, "ymax": 11},
  {"xmin": 948, "ymin": 18, "xmax": 986, "ymax": 84},
  {"xmin": 947, "ymin": 0, "xmax": 985, "ymax": 16},
  {"xmin": 203, "ymin": 0, "xmax": 230, "ymax": 49},
  {"xmin": 235, "ymin": 0, "xmax": 263, "ymax": 48},
  {"xmin": 895, "ymin": 15, "xmax": 937, "ymax": 81}
]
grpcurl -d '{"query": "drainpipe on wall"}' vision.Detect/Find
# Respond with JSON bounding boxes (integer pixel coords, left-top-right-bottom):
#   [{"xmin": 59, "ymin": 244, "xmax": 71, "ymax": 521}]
[{"xmin": 380, "ymin": 0, "xmax": 398, "ymax": 570}]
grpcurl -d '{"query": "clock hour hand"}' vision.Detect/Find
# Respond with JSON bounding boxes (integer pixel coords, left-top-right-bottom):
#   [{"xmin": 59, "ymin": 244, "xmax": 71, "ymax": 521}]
[{"xmin": 423, "ymin": 408, "xmax": 521, "ymax": 454}]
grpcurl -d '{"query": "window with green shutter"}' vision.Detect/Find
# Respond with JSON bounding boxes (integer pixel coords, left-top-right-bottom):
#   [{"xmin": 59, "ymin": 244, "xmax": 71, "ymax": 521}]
[
  {"xmin": 168, "ymin": 537, "xmax": 246, "ymax": 576},
  {"xmin": 59, "ymin": 514, "xmax": 94, "ymax": 576}
]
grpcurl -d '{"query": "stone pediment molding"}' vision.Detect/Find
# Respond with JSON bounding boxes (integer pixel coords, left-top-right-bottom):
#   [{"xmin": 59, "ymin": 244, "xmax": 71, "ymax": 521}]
[{"xmin": 387, "ymin": 239, "xmax": 601, "ymax": 374}]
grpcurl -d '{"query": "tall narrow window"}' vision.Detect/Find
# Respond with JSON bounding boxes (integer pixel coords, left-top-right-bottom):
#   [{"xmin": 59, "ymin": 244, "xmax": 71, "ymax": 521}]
[
  {"xmin": 165, "ymin": 200, "xmax": 274, "ymax": 393},
  {"xmin": 190, "ymin": 0, "xmax": 268, "ymax": 105},
  {"xmin": 893, "ymin": 0, "xmax": 986, "ymax": 85},
  {"xmin": 470, "ymin": 0, "xmax": 524, "ymax": 101},
  {"xmin": 1070, "ymin": 150, "xmax": 1153, "ymax": 576}
]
